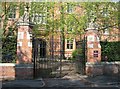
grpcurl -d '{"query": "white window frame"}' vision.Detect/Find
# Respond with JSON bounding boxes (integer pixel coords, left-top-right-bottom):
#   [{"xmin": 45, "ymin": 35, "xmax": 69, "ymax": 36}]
[
  {"xmin": 66, "ymin": 38, "xmax": 74, "ymax": 49},
  {"xmin": 32, "ymin": 13, "xmax": 46, "ymax": 24}
]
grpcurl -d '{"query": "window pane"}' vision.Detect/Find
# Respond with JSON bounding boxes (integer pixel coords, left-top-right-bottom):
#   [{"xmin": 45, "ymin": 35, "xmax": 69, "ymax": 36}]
[
  {"xmin": 67, "ymin": 44, "xmax": 69, "ymax": 49},
  {"xmin": 70, "ymin": 44, "xmax": 73, "ymax": 49},
  {"xmin": 32, "ymin": 13, "xmax": 46, "ymax": 24},
  {"xmin": 67, "ymin": 39, "xmax": 73, "ymax": 49}
]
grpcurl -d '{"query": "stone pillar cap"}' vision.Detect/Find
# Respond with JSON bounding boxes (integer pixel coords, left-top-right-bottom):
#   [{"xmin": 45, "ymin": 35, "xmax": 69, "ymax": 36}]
[{"xmin": 16, "ymin": 10, "xmax": 34, "ymax": 27}]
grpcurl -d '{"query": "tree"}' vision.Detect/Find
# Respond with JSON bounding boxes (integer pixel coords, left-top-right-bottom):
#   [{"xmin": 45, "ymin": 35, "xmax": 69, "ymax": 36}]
[
  {"xmin": 0, "ymin": 2, "xmax": 25, "ymax": 62},
  {"xmin": 80, "ymin": 2, "xmax": 119, "ymax": 34},
  {"xmin": 1, "ymin": 2, "xmax": 119, "ymax": 62}
]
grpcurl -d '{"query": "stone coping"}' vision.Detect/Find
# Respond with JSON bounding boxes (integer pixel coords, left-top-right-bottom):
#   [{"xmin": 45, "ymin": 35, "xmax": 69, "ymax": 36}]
[
  {"xmin": 0, "ymin": 76, "xmax": 15, "ymax": 79},
  {"xmin": 0, "ymin": 63, "xmax": 15, "ymax": 66},
  {"xmin": 15, "ymin": 64, "xmax": 33, "ymax": 68},
  {"xmin": 86, "ymin": 62, "xmax": 120, "ymax": 65},
  {"xmin": 17, "ymin": 21, "xmax": 34, "ymax": 26},
  {"xmin": 0, "ymin": 63, "xmax": 33, "ymax": 67}
]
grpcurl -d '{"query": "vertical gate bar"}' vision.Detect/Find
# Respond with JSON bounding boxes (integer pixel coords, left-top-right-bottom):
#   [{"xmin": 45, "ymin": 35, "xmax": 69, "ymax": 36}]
[
  {"xmin": 36, "ymin": 39, "xmax": 38, "ymax": 77},
  {"xmin": 51, "ymin": 35, "xmax": 54, "ymax": 59},
  {"xmin": 34, "ymin": 38, "xmax": 37, "ymax": 78},
  {"xmin": 45, "ymin": 42, "xmax": 47, "ymax": 69},
  {"xmin": 52, "ymin": 35, "xmax": 54, "ymax": 74},
  {"xmin": 50, "ymin": 35, "xmax": 53, "ymax": 77},
  {"xmin": 34, "ymin": 38, "xmax": 38, "ymax": 78},
  {"xmin": 33, "ymin": 37, "xmax": 36, "ymax": 78},
  {"xmin": 84, "ymin": 36, "xmax": 87, "ymax": 74},
  {"xmin": 46, "ymin": 42, "xmax": 48, "ymax": 70},
  {"xmin": 49, "ymin": 39, "xmax": 51, "ymax": 69},
  {"xmin": 60, "ymin": 35, "xmax": 62, "ymax": 78},
  {"xmin": 42, "ymin": 41, "xmax": 44, "ymax": 69}
]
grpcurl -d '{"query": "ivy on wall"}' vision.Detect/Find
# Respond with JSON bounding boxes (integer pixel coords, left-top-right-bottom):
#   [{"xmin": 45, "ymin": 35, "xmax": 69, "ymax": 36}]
[{"xmin": 100, "ymin": 41, "xmax": 120, "ymax": 62}]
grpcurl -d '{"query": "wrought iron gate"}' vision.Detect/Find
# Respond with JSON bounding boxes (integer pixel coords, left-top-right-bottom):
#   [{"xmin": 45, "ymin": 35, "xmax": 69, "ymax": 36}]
[
  {"xmin": 33, "ymin": 37, "xmax": 63, "ymax": 78},
  {"xmin": 33, "ymin": 37, "xmax": 86, "ymax": 78}
]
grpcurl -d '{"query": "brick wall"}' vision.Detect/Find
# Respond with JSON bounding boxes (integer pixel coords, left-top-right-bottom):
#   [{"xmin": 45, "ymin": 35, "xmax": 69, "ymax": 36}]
[
  {"xmin": 0, "ymin": 63, "xmax": 33, "ymax": 80},
  {"xmin": 0, "ymin": 63, "xmax": 15, "ymax": 80},
  {"xmin": 1, "ymin": 62, "xmax": 120, "ymax": 80},
  {"xmin": 86, "ymin": 62, "xmax": 120, "ymax": 78},
  {"xmin": 15, "ymin": 64, "xmax": 33, "ymax": 79}
]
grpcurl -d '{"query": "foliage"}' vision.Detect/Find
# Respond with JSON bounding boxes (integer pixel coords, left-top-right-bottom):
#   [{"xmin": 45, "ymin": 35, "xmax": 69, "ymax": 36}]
[
  {"xmin": 100, "ymin": 41, "xmax": 120, "ymax": 61},
  {"xmin": 2, "ymin": 36, "xmax": 17, "ymax": 63},
  {"xmin": 0, "ymin": 2, "xmax": 119, "ymax": 63},
  {"xmin": 80, "ymin": 2, "xmax": 119, "ymax": 30},
  {"xmin": 0, "ymin": 2, "xmax": 23, "ymax": 63},
  {"xmin": 72, "ymin": 48, "xmax": 84, "ymax": 60}
]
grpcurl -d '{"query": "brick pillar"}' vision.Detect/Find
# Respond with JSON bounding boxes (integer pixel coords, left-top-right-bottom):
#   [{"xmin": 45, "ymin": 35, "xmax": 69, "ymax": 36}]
[
  {"xmin": 15, "ymin": 8, "xmax": 34, "ymax": 79},
  {"xmin": 17, "ymin": 25, "xmax": 32, "ymax": 64},
  {"xmin": 85, "ymin": 29, "xmax": 101, "ymax": 63}
]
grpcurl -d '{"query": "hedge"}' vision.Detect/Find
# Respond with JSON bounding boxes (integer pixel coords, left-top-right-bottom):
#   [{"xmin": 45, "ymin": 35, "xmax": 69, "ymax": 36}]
[
  {"xmin": 2, "ymin": 36, "xmax": 17, "ymax": 63},
  {"xmin": 100, "ymin": 41, "xmax": 120, "ymax": 62}
]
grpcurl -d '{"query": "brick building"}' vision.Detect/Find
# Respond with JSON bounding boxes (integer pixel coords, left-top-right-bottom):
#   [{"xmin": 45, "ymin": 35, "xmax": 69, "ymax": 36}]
[{"xmin": 0, "ymin": 2, "xmax": 119, "ymax": 60}]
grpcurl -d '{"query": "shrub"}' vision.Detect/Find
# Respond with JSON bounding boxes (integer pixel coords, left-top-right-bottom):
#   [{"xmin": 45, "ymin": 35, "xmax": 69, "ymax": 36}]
[
  {"xmin": 100, "ymin": 41, "xmax": 120, "ymax": 62},
  {"xmin": 2, "ymin": 36, "xmax": 17, "ymax": 63},
  {"xmin": 72, "ymin": 48, "xmax": 84, "ymax": 60}
]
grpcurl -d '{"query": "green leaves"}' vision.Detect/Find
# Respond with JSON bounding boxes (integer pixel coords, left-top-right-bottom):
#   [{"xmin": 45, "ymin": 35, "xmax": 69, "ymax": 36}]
[
  {"xmin": 81, "ymin": 2, "xmax": 118, "ymax": 31},
  {"xmin": 101, "ymin": 41, "xmax": 120, "ymax": 61},
  {"xmin": 1, "ymin": 2, "xmax": 19, "ymax": 63},
  {"xmin": 0, "ymin": 2, "xmax": 3, "ymax": 15},
  {"xmin": 2, "ymin": 35, "xmax": 17, "ymax": 63}
]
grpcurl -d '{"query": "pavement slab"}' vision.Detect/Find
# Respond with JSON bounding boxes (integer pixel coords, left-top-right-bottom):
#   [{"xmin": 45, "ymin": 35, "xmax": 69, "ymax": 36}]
[
  {"xmin": 2, "ymin": 79, "xmax": 45, "ymax": 87},
  {"xmin": 83, "ymin": 75, "xmax": 120, "ymax": 87},
  {"xmin": 43, "ymin": 78, "xmax": 85, "ymax": 87}
]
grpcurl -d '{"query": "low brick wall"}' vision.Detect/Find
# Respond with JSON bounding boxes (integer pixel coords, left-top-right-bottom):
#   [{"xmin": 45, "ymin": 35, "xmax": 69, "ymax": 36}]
[
  {"xmin": 15, "ymin": 64, "xmax": 33, "ymax": 79},
  {"xmin": 0, "ymin": 63, "xmax": 34, "ymax": 80},
  {"xmin": 0, "ymin": 63, "xmax": 15, "ymax": 80},
  {"xmin": 86, "ymin": 62, "xmax": 120, "ymax": 77}
]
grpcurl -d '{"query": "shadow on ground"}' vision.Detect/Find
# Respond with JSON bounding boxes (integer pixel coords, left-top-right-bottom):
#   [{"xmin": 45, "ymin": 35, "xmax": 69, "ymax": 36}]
[
  {"xmin": 84, "ymin": 75, "xmax": 120, "ymax": 87},
  {"xmin": 1, "ymin": 74, "xmax": 120, "ymax": 89}
]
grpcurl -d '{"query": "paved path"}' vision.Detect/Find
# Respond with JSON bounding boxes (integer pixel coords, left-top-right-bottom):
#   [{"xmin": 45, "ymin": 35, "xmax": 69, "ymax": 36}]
[
  {"xmin": 1, "ymin": 75, "xmax": 120, "ymax": 89},
  {"xmin": 84, "ymin": 75, "xmax": 120, "ymax": 87},
  {"xmin": 2, "ymin": 79, "xmax": 45, "ymax": 88},
  {"xmin": 43, "ymin": 78, "xmax": 85, "ymax": 87}
]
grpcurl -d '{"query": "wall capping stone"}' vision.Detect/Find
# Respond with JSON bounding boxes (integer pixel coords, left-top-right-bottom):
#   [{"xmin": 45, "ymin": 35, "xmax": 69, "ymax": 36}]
[
  {"xmin": 0, "ymin": 76, "xmax": 15, "ymax": 79},
  {"xmin": 86, "ymin": 62, "xmax": 120, "ymax": 65},
  {"xmin": 15, "ymin": 64, "xmax": 33, "ymax": 67},
  {"xmin": 0, "ymin": 63, "xmax": 15, "ymax": 66}
]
